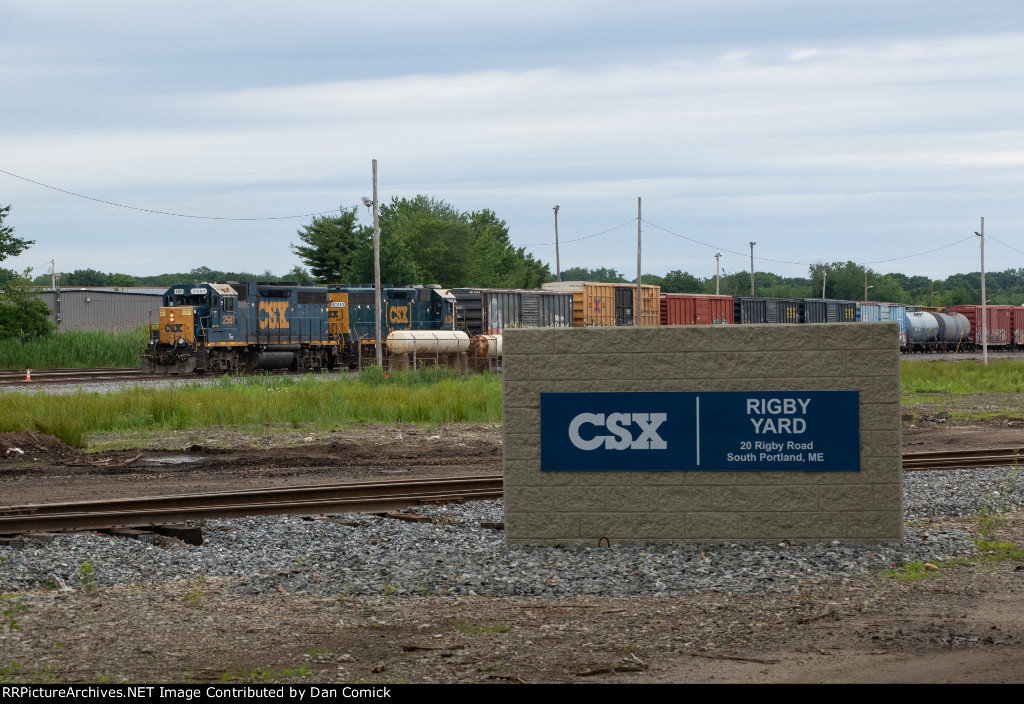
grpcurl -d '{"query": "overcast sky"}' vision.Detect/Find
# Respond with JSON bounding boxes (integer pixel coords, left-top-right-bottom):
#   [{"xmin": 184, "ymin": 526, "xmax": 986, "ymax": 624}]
[{"xmin": 2, "ymin": 1, "xmax": 1023, "ymax": 283}]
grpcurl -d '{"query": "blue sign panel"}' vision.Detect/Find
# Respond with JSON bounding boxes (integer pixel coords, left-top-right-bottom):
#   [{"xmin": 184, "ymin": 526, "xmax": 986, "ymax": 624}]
[{"xmin": 540, "ymin": 391, "xmax": 859, "ymax": 472}]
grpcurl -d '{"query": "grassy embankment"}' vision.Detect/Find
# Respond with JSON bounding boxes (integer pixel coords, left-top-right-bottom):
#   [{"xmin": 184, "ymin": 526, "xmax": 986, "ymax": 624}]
[
  {"xmin": 900, "ymin": 359, "xmax": 1024, "ymax": 423},
  {"xmin": 0, "ymin": 328, "xmax": 148, "ymax": 369},
  {"xmin": 0, "ymin": 367, "xmax": 502, "ymax": 447},
  {"xmin": 1, "ymin": 353, "xmax": 1021, "ymax": 448}
]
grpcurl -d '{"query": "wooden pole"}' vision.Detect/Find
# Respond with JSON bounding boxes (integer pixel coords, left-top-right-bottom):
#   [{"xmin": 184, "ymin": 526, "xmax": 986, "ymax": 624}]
[
  {"xmin": 373, "ymin": 160, "xmax": 382, "ymax": 367},
  {"xmin": 636, "ymin": 197, "xmax": 642, "ymax": 326}
]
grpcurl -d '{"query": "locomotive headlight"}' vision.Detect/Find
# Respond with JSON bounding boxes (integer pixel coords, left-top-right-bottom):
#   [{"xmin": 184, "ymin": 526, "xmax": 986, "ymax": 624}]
[{"xmin": 177, "ymin": 337, "xmax": 185, "ymax": 345}]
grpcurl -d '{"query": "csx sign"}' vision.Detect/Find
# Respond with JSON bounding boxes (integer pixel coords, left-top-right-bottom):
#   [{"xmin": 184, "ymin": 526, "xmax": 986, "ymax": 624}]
[
  {"xmin": 164, "ymin": 324, "xmax": 184, "ymax": 333},
  {"xmin": 569, "ymin": 413, "xmax": 667, "ymax": 450},
  {"xmin": 259, "ymin": 301, "xmax": 290, "ymax": 330},
  {"xmin": 388, "ymin": 305, "xmax": 411, "ymax": 325},
  {"xmin": 541, "ymin": 391, "xmax": 860, "ymax": 472}
]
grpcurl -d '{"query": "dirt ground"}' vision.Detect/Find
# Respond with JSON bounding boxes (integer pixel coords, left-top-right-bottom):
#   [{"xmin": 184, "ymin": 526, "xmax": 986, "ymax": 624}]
[{"xmin": 2, "ymin": 406, "xmax": 1024, "ymax": 684}]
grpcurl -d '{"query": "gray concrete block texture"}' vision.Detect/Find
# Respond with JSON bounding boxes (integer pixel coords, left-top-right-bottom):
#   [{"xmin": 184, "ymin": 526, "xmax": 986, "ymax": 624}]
[{"xmin": 502, "ymin": 323, "xmax": 903, "ymax": 545}]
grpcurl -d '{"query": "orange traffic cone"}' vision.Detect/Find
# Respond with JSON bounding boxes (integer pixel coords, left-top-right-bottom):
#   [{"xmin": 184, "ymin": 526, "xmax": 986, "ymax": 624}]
[{"xmin": 25, "ymin": 368, "xmax": 31, "ymax": 381}]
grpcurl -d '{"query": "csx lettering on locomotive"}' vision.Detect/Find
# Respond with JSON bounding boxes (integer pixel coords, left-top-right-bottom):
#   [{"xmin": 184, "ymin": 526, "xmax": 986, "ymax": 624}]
[
  {"xmin": 388, "ymin": 306, "xmax": 411, "ymax": 324},
  {"xmin": 259, "ymin": 301, "xmax": 290, "ymax": 330},
  {"xmin": 164, "ymin": 324, "xmax": 184, "ymax": 333}
]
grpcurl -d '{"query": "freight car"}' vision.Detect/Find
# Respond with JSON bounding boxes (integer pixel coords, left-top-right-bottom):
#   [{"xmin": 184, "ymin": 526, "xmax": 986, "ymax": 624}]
[
  {"xmin": 541, "ymin": 281, "xmax": 660, "ymax": 326},
  {"xmin": 946, "ymin": 305, "xmax": 1014, "ymax": 349},
  {"xmin": 449, "ymin": 288, "xmax": 573, "ymax": 335},
  {"xmin": 903, "ymin": 311, "xmax": 971, "ymax": 353},
  {"xmin": 142, "ymin": 281, "xmax": 464, "ymax": 374},
  {"xmin": 733, "ymin": 297, "xmax": 800, "ymax": 324},
  {"xmin": 660, "ymin": 293, "xmax": 734, "ymax": 325},
  {"xmin": 857, "ymin": 302, "xmax": 908, "ymax": 349}
]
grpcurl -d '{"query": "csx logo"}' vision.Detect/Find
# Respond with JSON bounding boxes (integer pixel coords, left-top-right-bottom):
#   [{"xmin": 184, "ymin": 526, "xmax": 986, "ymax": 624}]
[
  {"xmin": 259, "ymin": 301, "xmax": 290, "ymax": 330},
  {"xmin": 388, "ymin": 305, "xmax": 411, "ymax": 324},
  {"xmin": 164, "ymin": 324, "xmax": 184, "ymax": 333},
  {"xmin": 568, "ymin": 412, "xmax": 667, "ymax": 450}
]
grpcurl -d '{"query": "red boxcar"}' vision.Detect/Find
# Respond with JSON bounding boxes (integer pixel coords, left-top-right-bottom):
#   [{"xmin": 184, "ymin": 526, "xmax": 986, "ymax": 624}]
[
  {"xmin": 947, "ymin": 305, "xmax": 1014, "ymax": 347},
  {"xmin": 1014, "ymin": 307, "xmax": 1024, "ymax": 348},
  {"xmin": 660, "ymin": 294, "xmax": 734, "ymax": 325}
]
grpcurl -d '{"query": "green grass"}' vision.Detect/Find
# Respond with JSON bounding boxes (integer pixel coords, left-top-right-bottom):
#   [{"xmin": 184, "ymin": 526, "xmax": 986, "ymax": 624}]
[
  {"xmin": 0, "ymin": 328, "xmax": 148, "ymax": 369},
  {"xmin": 901, "ymin": 359, "xmax": 1024, "ymax": 395},
  {"xmin": 881, "ymin": 539, "xmax": 1024, "ymax": 581},
  {"xmin": 5, "ymin": 355, "xmax": 1017, "ymax": 450},
  {"xmin": 0, "ymin": 368, "xmax": 502, "ymax": 446}
]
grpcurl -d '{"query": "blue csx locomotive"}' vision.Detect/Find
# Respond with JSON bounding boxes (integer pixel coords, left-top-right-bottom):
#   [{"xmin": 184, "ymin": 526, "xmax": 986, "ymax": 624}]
[{"xmin": 142, "ymin": 281, "xmax": 460, "ymax": 374}]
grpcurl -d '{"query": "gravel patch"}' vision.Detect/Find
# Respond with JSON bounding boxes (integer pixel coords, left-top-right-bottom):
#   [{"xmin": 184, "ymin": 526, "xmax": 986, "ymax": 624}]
[
  {"xmin": 2, "ymin": 468, "xmax": 1020, "ymax": 597},
  {"xmin": 904, "ymin": 466, "xmax": 1024, "ymax": 518}
]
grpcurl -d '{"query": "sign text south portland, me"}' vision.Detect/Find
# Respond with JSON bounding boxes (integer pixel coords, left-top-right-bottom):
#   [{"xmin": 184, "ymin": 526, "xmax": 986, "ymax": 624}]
[{"xmin": 540, "ymin": 391, "xmax": 860, "ymax": 472}]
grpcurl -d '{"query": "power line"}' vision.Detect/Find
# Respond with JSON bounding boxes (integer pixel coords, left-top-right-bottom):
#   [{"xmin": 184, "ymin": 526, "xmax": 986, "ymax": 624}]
[
  {"xmin": 988, "ymin": 235, "xmax": 1024, "ymax": 258},
  {"xmin": 644, "ymin": 220, "xmax": 810, "ymax": 266},
  {"xmin": 520, "ymin": 218, "xmax": 637, "ymax": 246},
  {"xmin": 0, "ymin": 168, "xmax": 337, "ymax": 221},
  {"xmin": 861, "ymin": 236, "xmax": 975, "ymax": 264}
]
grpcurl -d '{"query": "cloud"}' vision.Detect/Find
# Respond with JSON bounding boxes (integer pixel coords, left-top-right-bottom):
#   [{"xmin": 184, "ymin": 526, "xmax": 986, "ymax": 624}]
[{"xmin": 2, "ymin": 14, "xmax": 1023, "ymax": 278}]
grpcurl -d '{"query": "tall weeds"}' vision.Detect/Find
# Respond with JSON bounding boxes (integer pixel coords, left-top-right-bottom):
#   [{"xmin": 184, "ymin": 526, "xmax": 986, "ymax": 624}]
[
  {"xmin": 0, "ymin": 369, "xmax": 502, "ymax": 446},
  {"xmin": 901, "ymin": 359, "xmax": 1024, "ymax": 394},
  {"xmin": 0, "ymin": 328, "xmax": 148, "ymax": 369}
]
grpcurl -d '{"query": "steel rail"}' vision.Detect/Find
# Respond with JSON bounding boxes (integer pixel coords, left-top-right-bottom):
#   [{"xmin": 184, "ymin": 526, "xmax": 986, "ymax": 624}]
[
  {"xmin": 0, "ymin": 475, "xmax": 504, "ymax": 534},
  {"xmin": 901, "ymin": 448, "xmax": 1024, "ymax": 471},
  {"xmin": 2, "ymin": 449, "xmax": 1021, "ymax": 534},
  {"xmin": 0, "ymin": 366, "xmax": 348, "ymax": 386}
]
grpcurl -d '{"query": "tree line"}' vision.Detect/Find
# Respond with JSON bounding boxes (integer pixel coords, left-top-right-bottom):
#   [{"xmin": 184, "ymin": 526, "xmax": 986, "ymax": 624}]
[{"xmin": 3, "ymin": 194, "xmax": 1021, "ymax": 342}]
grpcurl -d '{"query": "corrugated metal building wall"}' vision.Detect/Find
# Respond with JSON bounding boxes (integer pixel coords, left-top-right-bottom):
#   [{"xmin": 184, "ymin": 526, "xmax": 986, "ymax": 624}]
[{"xmin": 36, "ymin": 288, "xmax": 164, "ymax": 332}]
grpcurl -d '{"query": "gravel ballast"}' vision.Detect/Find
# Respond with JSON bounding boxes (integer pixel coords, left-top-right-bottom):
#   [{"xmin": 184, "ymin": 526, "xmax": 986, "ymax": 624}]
[{"xmin": 1, "ymin": 467, "xmax": 1021, "ymax": 597}]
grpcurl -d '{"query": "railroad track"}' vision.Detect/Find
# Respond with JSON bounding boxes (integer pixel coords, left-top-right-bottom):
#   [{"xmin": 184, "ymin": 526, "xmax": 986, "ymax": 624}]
[
  {"xmin": 1, "ymin": 449, "xmax": 1021, "ymax": 536},
  {"xmin": 901, "ymin": 448, "xmax": 1024, "ymax": 471},
  {"xmin": 0, "ymin": 366, "xmax": 348, "ymax": 386},
  {"xmin": 0, "ymin": 475, "xmax": 504, "ymax": 535},
  {"xmin": 0, "ymin": 367, "xmax": 148, "ymax": 385}
]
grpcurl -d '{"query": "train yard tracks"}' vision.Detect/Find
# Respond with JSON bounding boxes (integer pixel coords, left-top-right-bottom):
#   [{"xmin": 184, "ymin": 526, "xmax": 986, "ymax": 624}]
[
  {"xmin": 0, "ymin": 449, "xmax": 1020, "ymax": 537},
  {"xmin": 0, "ymin": 367, "xmax": 150, "ymax": 385},
  {"xmin": 901, "ymin": 447, "xmax": 1024, "ymax": 471},
  {"xmin": 0, "ymin": 475, "xmax": 504, "ymax": 535},
  {"xmin": 0, "ymin": 366, "xmax": 349, "ymax": 386}
]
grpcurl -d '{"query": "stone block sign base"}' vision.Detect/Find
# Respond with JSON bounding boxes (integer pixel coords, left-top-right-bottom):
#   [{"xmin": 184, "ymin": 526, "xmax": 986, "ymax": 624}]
[{"xmin": 502, "ymin": 323, "xmax": 902, "ymax": 545}]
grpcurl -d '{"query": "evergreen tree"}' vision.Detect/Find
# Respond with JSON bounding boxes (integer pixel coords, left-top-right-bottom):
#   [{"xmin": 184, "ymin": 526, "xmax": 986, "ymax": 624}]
[{"xmin": 291, "ymin": 206, "xmax": 369, "ymax": 282}]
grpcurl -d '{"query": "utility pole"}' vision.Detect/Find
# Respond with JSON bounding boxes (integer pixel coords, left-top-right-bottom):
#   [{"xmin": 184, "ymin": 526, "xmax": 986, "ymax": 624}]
[
  {"xmin": 553, "ymin": 205, "xmax": 561, "ymax": 282},
  {"xmin": 715, "ymin": 253, "xmax": 721, "ymax": 295},
  {"xmin": 51, "ymin": 259, "xmax": 61, "ymax": 325},
  {"xmin": 976, "ymin": 217, "xmax": 987, "ymax": 365},
  {"xmin": 748, "ymin": 242, "xmax": 756, "ymax": 295},
  {"xmin": 822, "ymin": 270, "xmax": 827, "ymax": 299},
  {"xmin": 373, "ymin": 159, "xmax": 382, "ymax": 367},
  {"xmin": 864, "ymin": 273, "xmax": 868, "ymax": 302},
  {"xmin": 635, "ymin": 197, "xmax": 642, "ymax": 326},
  {"xmin": 930, "ymin": 281, "xmax": 934, "ymax": 307}
]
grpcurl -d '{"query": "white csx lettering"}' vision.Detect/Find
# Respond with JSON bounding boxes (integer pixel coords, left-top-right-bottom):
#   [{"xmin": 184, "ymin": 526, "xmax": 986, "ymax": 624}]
[{"xmin": 568, "ymin": 413, "xmax": 668, "ymax": 451}]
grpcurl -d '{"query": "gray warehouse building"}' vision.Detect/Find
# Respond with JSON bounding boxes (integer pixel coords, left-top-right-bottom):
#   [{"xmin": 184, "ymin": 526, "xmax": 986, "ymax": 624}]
[{"xmin": 36, "ymin": 288, "xmax": 165, "ymax": 332}]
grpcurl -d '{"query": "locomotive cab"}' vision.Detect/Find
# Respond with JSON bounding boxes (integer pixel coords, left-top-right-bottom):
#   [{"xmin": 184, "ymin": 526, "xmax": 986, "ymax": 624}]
[{"xmin": 144, "ymin": 283, "xmax": 242, "ymax": 374}]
